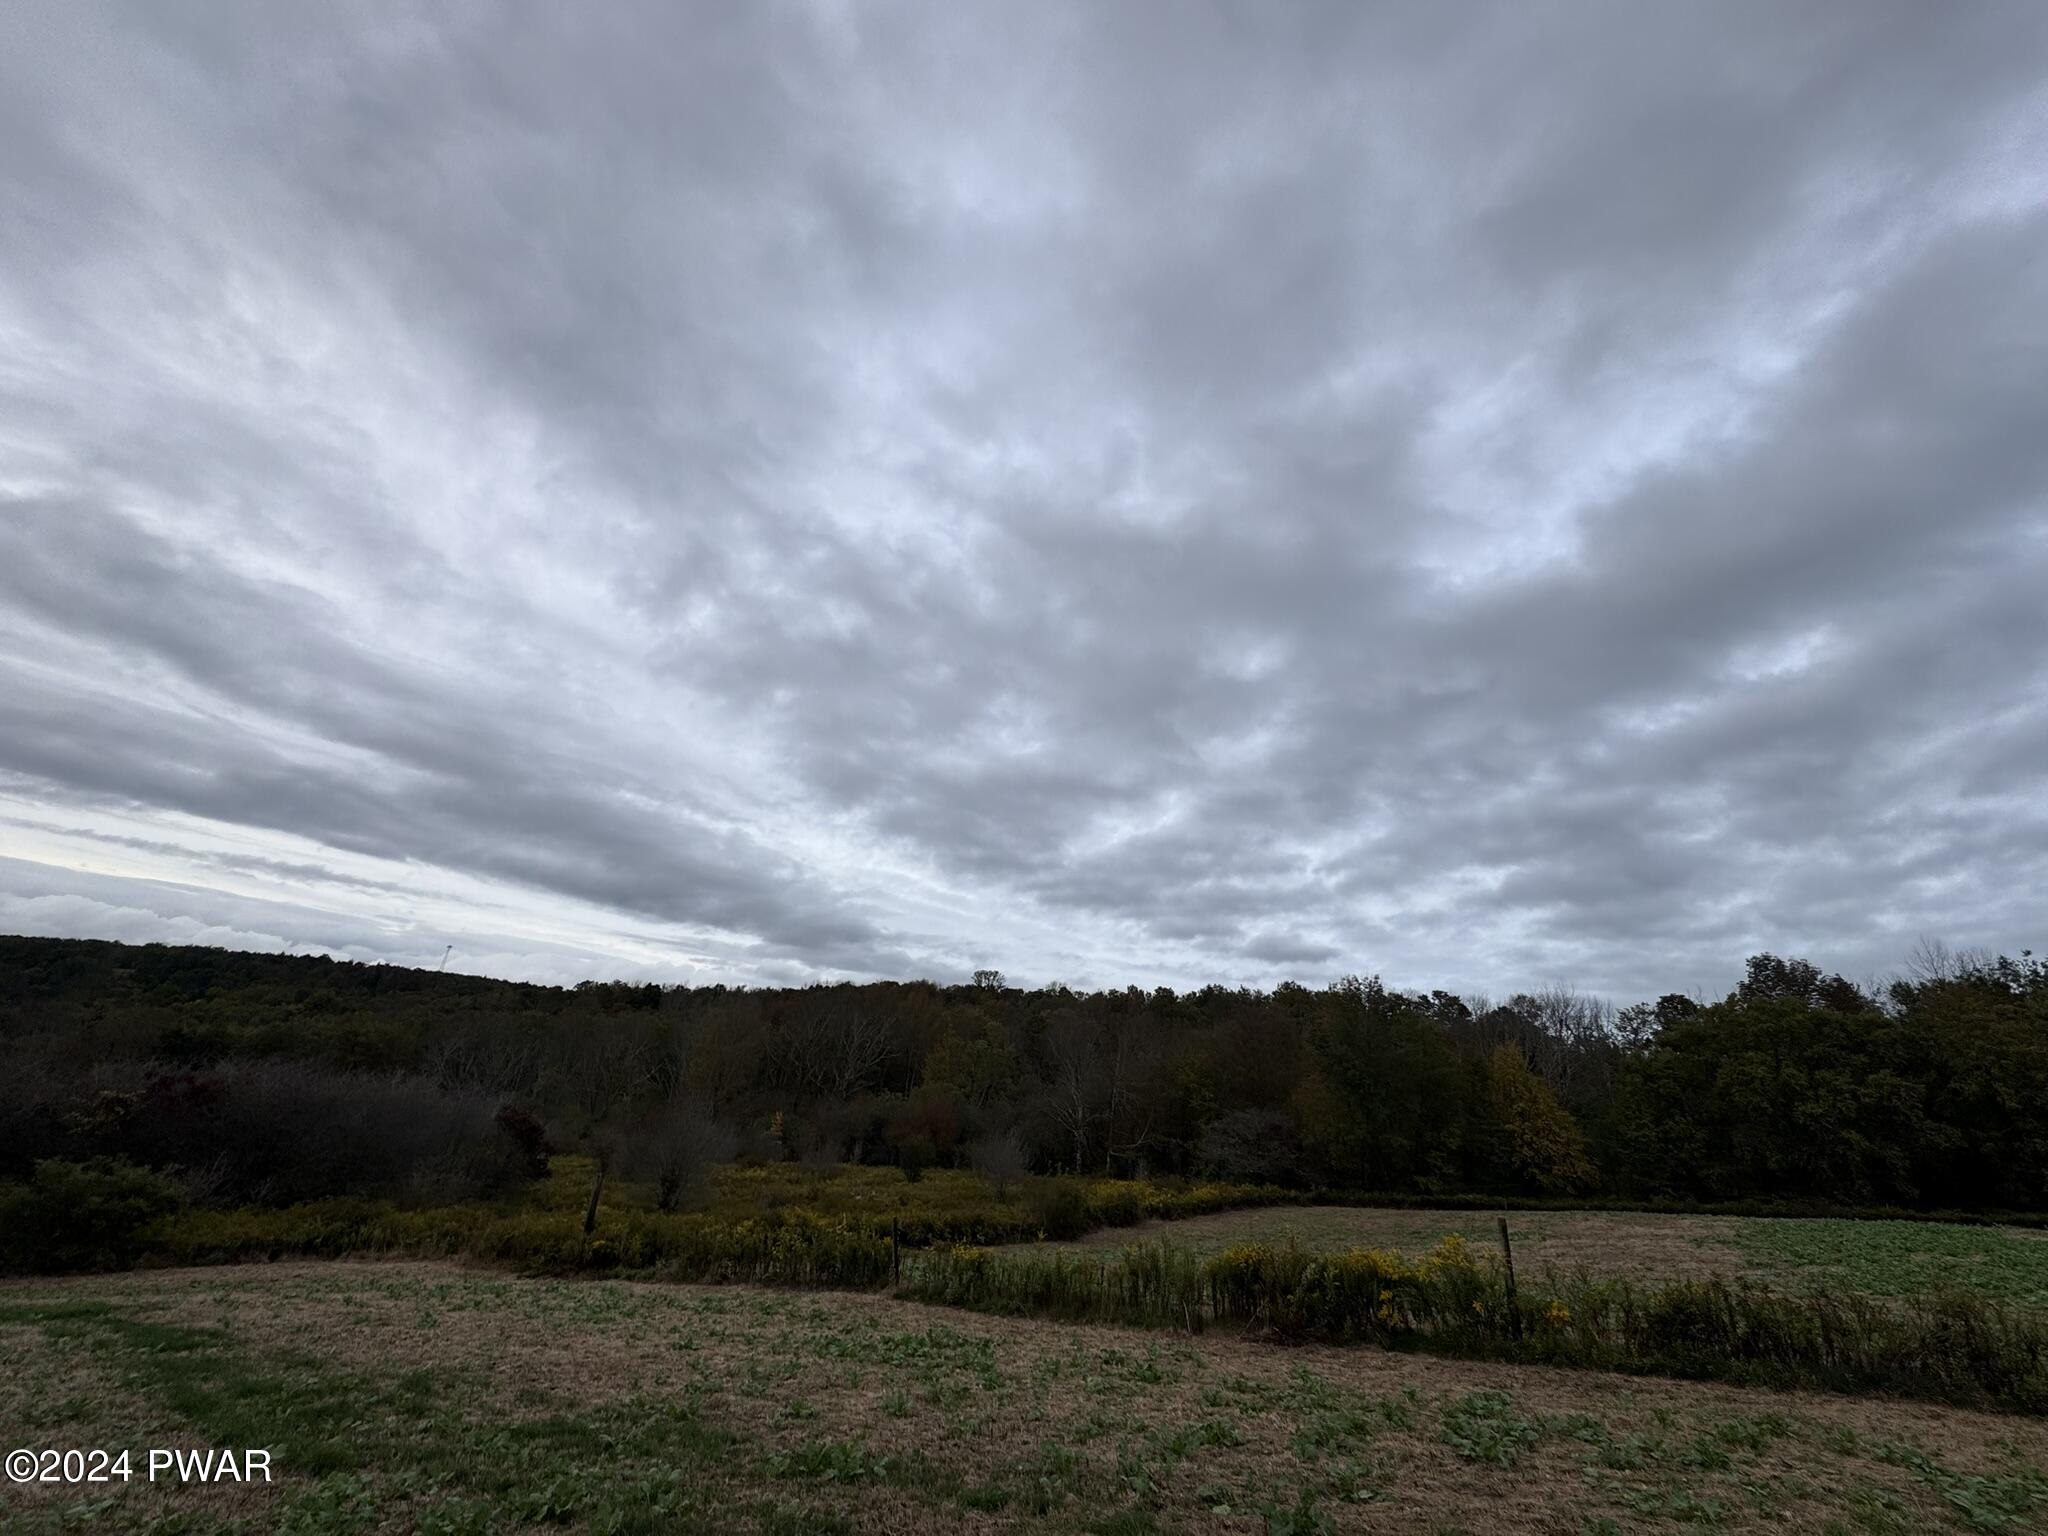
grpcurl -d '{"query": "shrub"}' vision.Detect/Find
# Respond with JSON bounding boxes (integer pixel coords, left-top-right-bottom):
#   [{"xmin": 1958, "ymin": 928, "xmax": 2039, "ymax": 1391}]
[
  {"xmin": 494, "ymin": 1106, "xmax": 553, "ymax": 1179},
  {"xmin": 627, "ymin": 1097, "xmax": 738, "ymax": 1212},
  {"xmin": 1086, "ymin": 1180, "xmax": 1144, "ymax": 1227},
  {"xmin": 898, "ymin": 1136, "xmax": 936, "ymax": 1183},
  {"xmin": 0, "ymin": 1157, "xmax": 186, "ymax": 1273},
  {"xmin": 968, "ymin": 1128, "xmax": 1029, "ymax": 1200},
  {"xmin": 1028, "ymin": 1182, "xmax": 1093, "ymax": 1241}
]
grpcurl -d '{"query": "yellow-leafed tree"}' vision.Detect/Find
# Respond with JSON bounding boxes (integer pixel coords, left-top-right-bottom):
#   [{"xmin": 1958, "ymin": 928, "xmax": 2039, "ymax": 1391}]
[{"xmin": 1487, "ymin": 1045, "xmax": 1596, "ymax": 1193}]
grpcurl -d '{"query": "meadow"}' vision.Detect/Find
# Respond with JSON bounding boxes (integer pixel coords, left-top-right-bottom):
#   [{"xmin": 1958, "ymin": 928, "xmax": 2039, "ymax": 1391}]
[
  {"xmin": 5, "ymin": 1160, "xmax": 2034, "ymax": 1409},
  {"xmin": 1012, "ymin": 1206, "xmax": 2048, "ymax": 1307},
  {"xmin": 10, "ymin": 1161, "xmax": 2048, "ymax": 1530},
  {"xmin": 129, "ymin": 1160, "xmax": 2048, "ymax": 1313},
  {"xmin": 117, "ymin": 1159, "xmax": 1282, "ymax": 1276},
  {"xmin": 4, "ymin": 1262, "xmax": 2047, "ymax": 1536}
]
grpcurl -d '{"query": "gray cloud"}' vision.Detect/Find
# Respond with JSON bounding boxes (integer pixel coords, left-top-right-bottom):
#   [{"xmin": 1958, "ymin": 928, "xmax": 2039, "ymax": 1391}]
[{"xmin": 1, "ymin": 0, "xmax": 2044, "ymax": 1000}]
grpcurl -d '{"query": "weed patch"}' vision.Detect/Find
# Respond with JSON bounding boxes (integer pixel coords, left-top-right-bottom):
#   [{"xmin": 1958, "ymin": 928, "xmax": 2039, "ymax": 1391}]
[{"xmin": 1440, "ymin": 1389, "xmax": 1542, "ymax": 1466}]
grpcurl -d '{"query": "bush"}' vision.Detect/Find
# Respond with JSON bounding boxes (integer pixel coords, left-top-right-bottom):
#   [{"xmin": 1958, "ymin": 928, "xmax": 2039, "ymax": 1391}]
[
  {"xmin": 1028, "ymin": 1182, "xmax": 1092, "ymax": 1241},
  {"xmin": 0, "ymin": 1158, "xmax": 186, "ymax": 1273},
  {"xmin": 494, "ymin": 1106, "xmax": 553, "ymax": 1179},
  {"xmin": 1085, "ymin": 1180, "xmax": 1145, "ymax": 1227},
  {"xmin": 897, "ymin": 1136, "xmax": 936, "ymax": 1183},
  {"xmin": 968, "ymin": 1128, "xmax": 1029, "ymax": 1200},
  {"xmin": 627, "ymin": 1097, "xmax": 738, "ymax": 1212}
]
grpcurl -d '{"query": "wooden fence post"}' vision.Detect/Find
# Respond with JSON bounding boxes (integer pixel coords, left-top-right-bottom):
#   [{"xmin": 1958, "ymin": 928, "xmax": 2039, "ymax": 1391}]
[{"xmin": 1497, "ymin": 1217, "xmax": 1522, "ymax": 1341}]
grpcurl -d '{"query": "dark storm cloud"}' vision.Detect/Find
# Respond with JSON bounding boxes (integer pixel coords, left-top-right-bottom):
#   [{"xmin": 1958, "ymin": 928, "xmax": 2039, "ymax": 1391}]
[{"xmin": 1, "ymin": 0, "xmax": 2044, "ymax": 997}]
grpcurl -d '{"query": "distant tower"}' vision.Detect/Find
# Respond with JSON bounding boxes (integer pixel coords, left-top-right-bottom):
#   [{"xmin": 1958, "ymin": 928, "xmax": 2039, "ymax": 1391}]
[{"xmin": 437, "ymin": 945, "xmax": 452, "ymax": 972}]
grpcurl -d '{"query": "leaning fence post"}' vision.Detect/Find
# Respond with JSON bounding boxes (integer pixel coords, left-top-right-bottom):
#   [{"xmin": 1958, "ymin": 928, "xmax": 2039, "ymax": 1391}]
[{"xmin": 1497, "ymin": 1217, "xmax": 1522, "ymax": 1342}]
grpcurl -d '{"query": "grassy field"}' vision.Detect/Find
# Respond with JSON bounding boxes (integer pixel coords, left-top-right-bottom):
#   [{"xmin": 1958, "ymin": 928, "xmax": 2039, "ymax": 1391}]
[
  {"xmin": 111, "ymin": 1158, "xmax": 2048, "ymax": 1316},
  {"xmin": 1737, "ymin": 1222, "xmax": 2048, "ymax": 1308},
  {"xmin": 1007, "ymin": 1207, "xmax": 2048, "ymax": 1308},
  {"xmin": 4, "ymin": 1262, "xmax": 2046, "ymax": 1536}
]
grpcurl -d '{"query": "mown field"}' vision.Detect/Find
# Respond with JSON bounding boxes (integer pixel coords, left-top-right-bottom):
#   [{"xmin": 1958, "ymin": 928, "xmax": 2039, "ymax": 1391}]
[
  {"xmin": 1010, "ymin": 1207, "xmax": 2048, "ymax": 1308},
  {"xmin": 5, "ymin": 1262, "xmax": 2047, "ymax": 1536}
]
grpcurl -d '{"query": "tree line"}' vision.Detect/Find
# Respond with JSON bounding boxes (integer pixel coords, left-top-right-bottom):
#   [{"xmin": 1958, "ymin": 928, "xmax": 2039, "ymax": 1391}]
[{"xmin": 2, "ymin": 935, "xmax": 2043, "ymax": 1212}]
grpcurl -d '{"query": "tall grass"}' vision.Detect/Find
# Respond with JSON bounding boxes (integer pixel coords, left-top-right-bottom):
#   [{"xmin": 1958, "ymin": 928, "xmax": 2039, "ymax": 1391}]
[
  {"xmin": 903, "ymin": 1236, "xmax": 2048, "ymax": 1414},
  {"xmin": 131, "ymin": 1162, "xmax": 1279, "ymax": 1274},
  {"xmin": 898, "ymin": 1241, "xmax": 1214, "ymax": 1329},
  {"xmin": 697, "ymin": 1163, "xmax": 1284, "ymax": 1242},
  {"xmin": 150, "ymin": 1202, "xmax": 898, "ymax": 1285},
  {"xmin": 38, "ymin": 1157, "xmax": 2048, "ymax": 1413}
]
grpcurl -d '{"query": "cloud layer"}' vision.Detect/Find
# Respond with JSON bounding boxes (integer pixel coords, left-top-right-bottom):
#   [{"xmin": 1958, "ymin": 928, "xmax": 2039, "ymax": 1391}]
[{"xmin": 3, "ymin": 1, "xmax": 2045, "ymax": 998}]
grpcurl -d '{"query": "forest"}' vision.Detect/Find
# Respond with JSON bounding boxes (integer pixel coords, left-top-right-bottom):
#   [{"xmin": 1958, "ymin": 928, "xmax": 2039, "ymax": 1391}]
[{"xmin": 4, "ymin": 934, "xmax": 2044, "ymax": 1219}]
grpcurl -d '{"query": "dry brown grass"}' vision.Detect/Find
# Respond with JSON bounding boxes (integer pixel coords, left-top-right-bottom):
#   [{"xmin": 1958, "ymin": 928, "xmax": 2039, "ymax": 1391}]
[{"xmin": 6, "ymin": 1261, "xmax": 2045, "ymax": 1534}]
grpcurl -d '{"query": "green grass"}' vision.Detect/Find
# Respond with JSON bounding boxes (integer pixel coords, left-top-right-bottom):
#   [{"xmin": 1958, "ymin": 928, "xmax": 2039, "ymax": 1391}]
[{"xmin": 1737, "ymin": 1220, "xmax": 2048, "ymax": 1308}]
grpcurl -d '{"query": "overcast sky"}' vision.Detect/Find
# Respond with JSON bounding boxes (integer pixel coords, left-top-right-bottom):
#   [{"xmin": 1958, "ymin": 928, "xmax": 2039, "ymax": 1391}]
[{"xmin": 2, "ymin": 3, "xmax": 2044, "ymax": 1000}]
